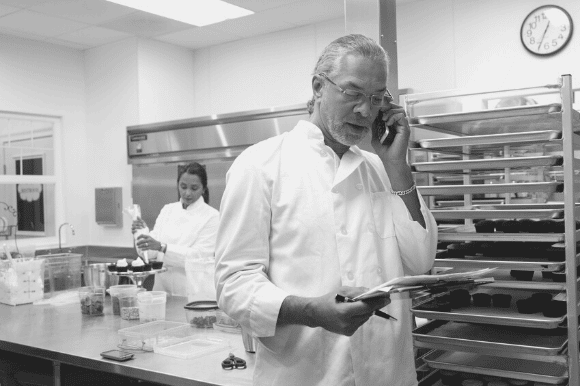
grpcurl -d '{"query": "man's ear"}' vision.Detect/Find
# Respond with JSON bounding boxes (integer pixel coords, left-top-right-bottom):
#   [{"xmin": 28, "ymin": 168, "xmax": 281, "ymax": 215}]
[{"xmin": 312, "ymin": 75, "xmax": 324, "ymax": 98}]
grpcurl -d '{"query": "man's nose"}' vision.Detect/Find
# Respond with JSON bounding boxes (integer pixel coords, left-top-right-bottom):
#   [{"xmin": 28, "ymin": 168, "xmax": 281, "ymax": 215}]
[{"xmin": 353, "ymin": 96, "xmax": 372, "ymax": 118}]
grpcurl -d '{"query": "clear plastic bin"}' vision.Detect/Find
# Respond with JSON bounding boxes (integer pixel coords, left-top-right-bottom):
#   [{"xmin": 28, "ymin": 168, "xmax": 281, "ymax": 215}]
[
  {"xmin": 184, "ymin": 300, "xmax": 218, "ymax": 328},
  {"xmin": 137, "ymin": 291, "xmax": 167, "ymax": 323},
  {"xmin": 38, "ymin": 253, "xmax": 82, "ymax": 297},
  {"xmin": 117, "ymin": 321, "xmax": 192, "ymax": 351},
  {"xmin": 78, "ymin": 286, "xmax": 105, "ymax": 316},
  {"xmin": 154, "ymin": 337, "xmax": 230, "ymax": 359},
  {"xmin": 0, "ymin": 258, "xmax": 45, "ymax": 306},
  {"xmin": 107, "ymin": 285, "xmax": 143, "ymax": 316},
  {"xmin": 119, "ymin": 295, "xmax": 140, "ymax": 320}
]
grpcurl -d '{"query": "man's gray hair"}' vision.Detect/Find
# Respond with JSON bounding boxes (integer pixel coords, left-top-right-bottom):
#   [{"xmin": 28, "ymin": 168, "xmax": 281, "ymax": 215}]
[{"xmin": 306, "ymin": 34, "xmax": 389, "ymax": 114}]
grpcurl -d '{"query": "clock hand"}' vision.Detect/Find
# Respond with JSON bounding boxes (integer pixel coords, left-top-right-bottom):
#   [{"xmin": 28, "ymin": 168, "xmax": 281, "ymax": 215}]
[{"xmin": 537, "ymin": 21, "xmax": 551, "ymax": 51}]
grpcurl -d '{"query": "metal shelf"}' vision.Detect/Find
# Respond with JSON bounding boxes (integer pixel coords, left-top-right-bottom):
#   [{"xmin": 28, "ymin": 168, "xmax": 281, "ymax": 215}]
[
  {"xmin": 413, "ymin": 155, "xmax": 562, "ymax": 173},
  {"xmin": 410, "ymin": 103, "xmax": 580, "ymax": 136},
  {"xmin": 408, "ymin": 75, "xmax": 580, "ymax": 385}
]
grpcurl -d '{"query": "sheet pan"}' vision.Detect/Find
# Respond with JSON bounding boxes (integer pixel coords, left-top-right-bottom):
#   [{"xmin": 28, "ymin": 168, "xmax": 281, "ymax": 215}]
[
  {"xmin": 418, "ymin": 181, "xmax": 561, "ymax": 196},
  {"xmin": 413, "ymin": 155, "xmax": 562, "ymax": 173},
  {"xmin": 413, "ymin": 320, "xmax": 567, "ymax": 357},
  {"xmin": 411, "ymin": 288, "xmax": 566, "ymax": 329},
  {"xmin": 423, "ymin": 350, "xmax": 568, "ymax": 384},
  {"xmin": 410, "ymin": 103, "xmax": 580, "ymax": 136}
]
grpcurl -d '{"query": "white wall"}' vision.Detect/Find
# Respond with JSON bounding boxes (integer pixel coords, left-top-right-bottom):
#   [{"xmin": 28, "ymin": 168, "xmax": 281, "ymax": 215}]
[
  {"xmin": 397, "ymin": 0, "xmax": 580, "ymax": 93},
  {"xmin": 137, "ymin": 39, "xmax": 196, "ymax": 124},
  {"xmin": 191, "ymin": 18, "xmax": 346, "ymax": 116},
  {"xmin": 84, "ymin": 38, "xmax": 139, "ymax": 247}
]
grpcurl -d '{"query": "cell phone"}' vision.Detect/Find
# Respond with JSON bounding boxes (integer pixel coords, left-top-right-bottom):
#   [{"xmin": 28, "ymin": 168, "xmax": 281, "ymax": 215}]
[
  {"xmin": 100, "ymin": 349, "xmax": 134, "ymax": 362},
  {"xmin": 374, "ymin": 111, "xmax": 397, "ymax": 146}
]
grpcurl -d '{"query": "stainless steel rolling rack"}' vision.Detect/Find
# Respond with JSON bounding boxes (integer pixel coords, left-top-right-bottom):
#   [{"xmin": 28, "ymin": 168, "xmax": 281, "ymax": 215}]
[{"xmin": 406, "ymin": 74, "xmax": 579, "ymax": 385}]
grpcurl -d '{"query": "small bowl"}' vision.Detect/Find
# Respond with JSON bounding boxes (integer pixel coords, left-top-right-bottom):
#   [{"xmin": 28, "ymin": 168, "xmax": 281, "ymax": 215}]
[
  {"xmin": 542, "ymin": 300, "xmax": 566, "ymax": 317},
  {"xmin": 510, "ymin": 270, "xmax": 534, "ymax": 281},
  {"xmin": 151, "ymin": 261, "xmax": 164, "ymax": 270},
  {"xmin": 185, "ymin": 300, "xmax": 218, "ymax": 328}
]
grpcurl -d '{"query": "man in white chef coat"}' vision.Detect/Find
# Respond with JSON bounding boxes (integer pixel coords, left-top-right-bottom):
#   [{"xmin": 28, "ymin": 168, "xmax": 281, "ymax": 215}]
[{"xmin": 215, "ymin": 34, "xmax": 437, "ymax": 386}]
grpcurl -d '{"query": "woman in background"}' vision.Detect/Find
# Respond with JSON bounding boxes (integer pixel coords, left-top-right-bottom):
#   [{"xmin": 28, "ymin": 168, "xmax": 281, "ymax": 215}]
[{"xmin": 132, "ymin": 162, "xmax": 219, "ymax": 298}]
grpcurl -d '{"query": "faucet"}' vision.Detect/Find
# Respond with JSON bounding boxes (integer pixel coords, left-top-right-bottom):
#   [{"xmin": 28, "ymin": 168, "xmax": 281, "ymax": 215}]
[{"xmin": 58, "ymin": 223, "xmax": 75, "ymax": 252}]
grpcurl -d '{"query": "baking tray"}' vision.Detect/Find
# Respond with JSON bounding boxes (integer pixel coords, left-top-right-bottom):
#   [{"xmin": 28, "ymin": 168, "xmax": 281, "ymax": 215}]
[
  {"xmin": 418, "ymin": 181, "xmax": 562, "ymax": 196},
  {"xmin": 436, "ymin": 199, "xmax": 505, "ymax": 208},
  {"xmin": 433, "ymin": 258, "xmax": 564, "ymax": 272},
  {"xmin": 413, "ymin": 320, "xmax": 567, "ymax": 357},
  {"xmin": 413, "ymin": 155, "xmax": 562, "ymax": 173},
  {"xmin": 409, "ymin": 103, "xmax": 580, "ymax": 136},
  {"xmin": 423, "ymin": 350, "xmax": 568, "ymax": 384},
  {"xmin": 411, "ymin": 288, "xmax": 566, "ymax": 329},
  {"xmin": 413, "ymin": 130, "xmax": 561, "ymax": 153},
  {"xmin": 438, "ymin": 232, "xmax": 564, "ymax": 243},
  {"xmin": 431, "ymin": 208, "xmax": 564, "ymax": 220}
]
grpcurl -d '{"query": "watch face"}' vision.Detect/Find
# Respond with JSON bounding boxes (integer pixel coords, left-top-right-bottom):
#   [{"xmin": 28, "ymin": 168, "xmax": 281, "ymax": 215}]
[{"xmin": 520, "ymin": 5, "xmax": 573, "ymax": 56}]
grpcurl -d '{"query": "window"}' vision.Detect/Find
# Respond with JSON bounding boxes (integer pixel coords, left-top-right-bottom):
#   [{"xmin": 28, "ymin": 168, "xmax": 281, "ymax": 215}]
[{"xmin": 0, "ymin": 112, "xmax": 61, "ymax": 247}]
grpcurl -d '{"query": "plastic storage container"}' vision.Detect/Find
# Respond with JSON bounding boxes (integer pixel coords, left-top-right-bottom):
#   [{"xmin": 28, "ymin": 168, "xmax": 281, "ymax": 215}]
[
  {"xmin": 107, "ymin": 285, "xmax": 143, "ymax": 316},
  {"xmin": 184, "ymin": 301, "xmax": 218, "ymax": 328},
  {"xmin": 117, "ymin": 320, "xmax": 192, "ymax": 351},
  {"xmin": 137, "ymin": 291, "xmax": 167, "ymax": 323},
  {"xmin": 38, "ymin": 253, "xmax": 82, "ymax": 297},
  {"xmin": 0, "ymin": 258, "xmax": 45, "ymax": 306},
  {"xmin": 78, "ymin": 286, "xmax": 105, "ymax": 316},
  {"xmin": 120, "ymin": 295, "xmax": 140, "ymax": 320}
]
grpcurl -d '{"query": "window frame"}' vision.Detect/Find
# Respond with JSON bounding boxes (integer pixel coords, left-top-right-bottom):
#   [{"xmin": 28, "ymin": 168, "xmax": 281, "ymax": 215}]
[{"xmin": 0, "ymin": 111, "xmax": 64, "ymax": 251}]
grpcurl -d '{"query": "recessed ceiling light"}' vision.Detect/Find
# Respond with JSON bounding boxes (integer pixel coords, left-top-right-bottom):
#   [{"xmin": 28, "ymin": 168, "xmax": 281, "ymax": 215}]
[{"xmin": 106, "ymin": 0, "xmax": 254, "ymax": 27}]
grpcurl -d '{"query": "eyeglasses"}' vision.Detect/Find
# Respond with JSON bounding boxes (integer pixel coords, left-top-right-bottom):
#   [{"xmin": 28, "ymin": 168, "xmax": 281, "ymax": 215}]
[{"xmin": 318, "ymin": 72, "xmax": 393, "ymax": 107}]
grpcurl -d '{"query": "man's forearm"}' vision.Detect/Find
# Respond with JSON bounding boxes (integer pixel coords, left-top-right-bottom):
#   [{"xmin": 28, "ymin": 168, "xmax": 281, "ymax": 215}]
[
  {"xmin": 383, "ymin": 162, "xmax": 426, "ymax": 229},
  {"xmin": 277, "ymin": 295, "xmax": 315, "ymax": 327}
]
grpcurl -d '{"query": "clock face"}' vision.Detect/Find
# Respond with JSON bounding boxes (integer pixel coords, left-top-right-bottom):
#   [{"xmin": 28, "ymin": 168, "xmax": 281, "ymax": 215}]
[{"xmin": 520, "ymin": 5, "xmax": 573, "ymax": 56}]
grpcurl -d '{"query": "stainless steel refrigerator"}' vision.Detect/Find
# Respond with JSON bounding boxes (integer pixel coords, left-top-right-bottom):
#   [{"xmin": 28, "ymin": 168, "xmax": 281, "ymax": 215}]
[{"xmin": 126, "ymin": 104, "xmax": 309, "ymax": 226}]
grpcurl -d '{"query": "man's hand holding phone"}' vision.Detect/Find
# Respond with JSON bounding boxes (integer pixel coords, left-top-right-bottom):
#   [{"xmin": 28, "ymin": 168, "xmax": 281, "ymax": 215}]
[{"xmin": 371, "ymin": 103, "xmax": 411, "ymax": 165}]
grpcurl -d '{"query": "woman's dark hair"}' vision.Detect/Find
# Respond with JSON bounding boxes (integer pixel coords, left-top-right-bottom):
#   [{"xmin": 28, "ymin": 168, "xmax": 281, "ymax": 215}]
[{"xmin": 177, "ymin": 162, "xmax": 209, "ymax": 204}]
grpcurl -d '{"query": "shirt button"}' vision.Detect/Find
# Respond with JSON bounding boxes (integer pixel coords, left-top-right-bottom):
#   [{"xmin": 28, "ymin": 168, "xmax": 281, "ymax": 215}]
[
  {"xmin": 367, "ymin": 223, "xmax": 375, "ymax": 232},
  {"xmin": 377, "ymin": 267, "xmax": 383, "ymax": 274},
  {"xmin": 347, "ymin": 271, "xmax": 354, "ymax": 280},
  {"xmin": 340, "ymin": 226, "xmax": 348, "ymax": 235},
  {"xmin": 355, "ymin": 184, "xmax": 363, "ymax": 190}
]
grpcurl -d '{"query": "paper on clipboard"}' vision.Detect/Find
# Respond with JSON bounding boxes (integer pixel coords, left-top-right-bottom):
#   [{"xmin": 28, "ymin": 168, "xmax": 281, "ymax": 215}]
[{"xmin": 353, "ymin": 267, "xmax": 497, "ymax": 301}]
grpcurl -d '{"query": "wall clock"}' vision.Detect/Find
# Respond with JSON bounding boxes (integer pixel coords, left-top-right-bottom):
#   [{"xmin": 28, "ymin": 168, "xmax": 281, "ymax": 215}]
[{"xmin": 520, "ymin": 5, "xmax": 573, "ymax": 56}]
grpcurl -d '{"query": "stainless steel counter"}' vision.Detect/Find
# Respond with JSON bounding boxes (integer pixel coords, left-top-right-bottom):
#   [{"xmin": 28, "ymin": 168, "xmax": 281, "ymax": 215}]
[{"xmin": 0, "ymin": 295, "xmax": 254, "ymax": 386}]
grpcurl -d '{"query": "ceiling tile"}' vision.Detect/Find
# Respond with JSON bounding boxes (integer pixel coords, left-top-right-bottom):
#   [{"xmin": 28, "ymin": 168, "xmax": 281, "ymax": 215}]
[
  {"xmin": 156, "ymin": 27, "xmax": 240, "ymax": 50},
  {"xmin": 44, "ymin": 36, "xmax": 91, "ymax": 49},
  {"xmin": 99, "ymin": 11, "xmax": 193, "ymax": 38},
  {"xmin": 226, "ymin": 0, "xmax": 301, "ymax": 13},
  {"xmin": 0, "ymin": 9, "xmax": 88, "ymax": 37},
  {"xmin": 0, "ymin": 3, "xmax": 19, "ymax": 17},
  {"xmin": 54, "ymin": 25, "xmax": 131, "ymax": 47},
  {"xmin": 209, "ymin": 11, "xmax": 296, "ymax": 38},
  {"xmin": 262, "ymin": 0, "xmax": 344, "ymax": 26},
  {"xmin": 28, "ymin": 0, "xmax": 136, "ymax": 25},
  {"xmin": 0, "ymin": 0, "xmax": 51, "ymax": 8}
]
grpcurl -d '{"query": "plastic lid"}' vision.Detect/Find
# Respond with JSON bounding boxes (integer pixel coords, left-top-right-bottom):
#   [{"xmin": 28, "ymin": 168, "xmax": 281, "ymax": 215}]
[{"xmin": 185, "ymin": 300, "xmax": 218, "ymax": 311}]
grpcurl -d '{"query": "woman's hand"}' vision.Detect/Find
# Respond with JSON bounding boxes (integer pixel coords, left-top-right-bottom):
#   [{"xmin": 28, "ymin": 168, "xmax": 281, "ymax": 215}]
[
  {"xmin": 370, "ymin": 103, "xmax": 411, "ymax": 165},
  {"xmin": 131, "ymin": 217, "xmax": 147, "ymax": 234},
  {"xmin": 136, "ymin": 234, "xmax": 162, "ymax": 252}
]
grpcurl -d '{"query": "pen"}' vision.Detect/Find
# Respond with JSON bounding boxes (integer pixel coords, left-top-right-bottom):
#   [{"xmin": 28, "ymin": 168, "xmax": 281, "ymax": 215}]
[{"xmin": 335, "ymin": 294, "xmax": 397, "ymax": 321}]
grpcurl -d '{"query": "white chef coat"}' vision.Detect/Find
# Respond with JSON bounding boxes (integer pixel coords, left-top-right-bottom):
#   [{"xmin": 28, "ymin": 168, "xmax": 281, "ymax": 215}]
[
  {"xmin": 149, "ymin": 196, "xmax": 219, "ymax": 297},
  {"xmin": 215, "ymin": 120, "xmax": 437, "ymax": 386}
]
